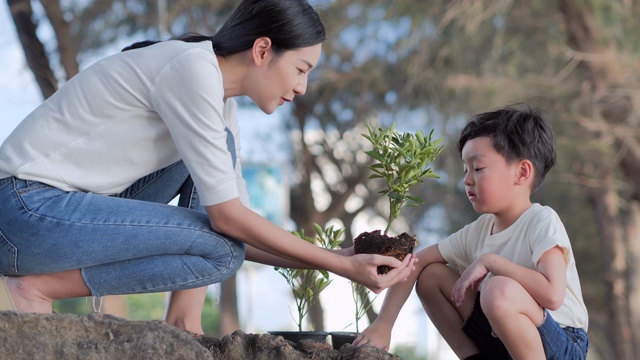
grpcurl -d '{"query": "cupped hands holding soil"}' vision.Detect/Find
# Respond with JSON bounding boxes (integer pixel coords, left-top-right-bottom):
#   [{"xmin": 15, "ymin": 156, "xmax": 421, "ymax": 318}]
[{"xmin": 353, "ymin": 230, "xmax": 417, "ymax": 275}]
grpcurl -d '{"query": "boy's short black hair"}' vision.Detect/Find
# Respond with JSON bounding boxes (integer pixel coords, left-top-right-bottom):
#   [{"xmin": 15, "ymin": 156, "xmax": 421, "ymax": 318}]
[{"xmin": 457, "ymin": 104, "xmax": 557, "ymax": 191}]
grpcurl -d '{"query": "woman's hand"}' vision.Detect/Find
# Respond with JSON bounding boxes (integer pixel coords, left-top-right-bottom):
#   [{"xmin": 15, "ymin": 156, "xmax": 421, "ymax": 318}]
[
  {"xmin": 329, "ymin": 245, "xmax": 355, "ymax": 257},
  {"xmin": 349, "ymin": 253, "xmax": 417, "ymax": 294},
  {"xmin": 353, "ymin": 320, "xmax": 392, "ymax": 351},
  {"xmin": 207, "ymin": 199, "xmax": 416, "ymax": 292},
  {"xmin": 451, "ymin": 254, "xmax": 490, "ymax": 307}
]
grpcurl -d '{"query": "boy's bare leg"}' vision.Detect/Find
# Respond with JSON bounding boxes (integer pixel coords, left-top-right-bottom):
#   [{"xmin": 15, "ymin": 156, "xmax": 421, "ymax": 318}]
[
  {"xmin": 6, "ymin": 270, "xmax": 91, "ymax": 313},
  {"xmin": 481, "ymin": 276, "xmax": 545, "ymax": 360},
  {"xmin": 416, "ymin": 263, "xmax": 480, "ymax": 359},
  {"xmin": 165, "ymin": 286, "xmax": 208, "ymax": 335}
]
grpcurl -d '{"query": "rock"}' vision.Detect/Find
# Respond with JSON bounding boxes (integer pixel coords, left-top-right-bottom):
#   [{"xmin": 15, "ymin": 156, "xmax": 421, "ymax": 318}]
[
  {"xmin": 0, "ymin": 312, "xmax": 401, "ymax": 360},
  {"xmin": 0, "ymin": 312, "xmax": 212, "ymax": 360},
  {"xmin": 197, "ymin": 330, "xmax": 402, "ymax": 360}
]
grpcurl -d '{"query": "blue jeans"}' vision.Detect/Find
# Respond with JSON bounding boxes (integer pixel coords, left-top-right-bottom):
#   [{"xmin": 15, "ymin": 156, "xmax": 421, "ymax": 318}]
[{"xmin": 0, "ymin": 161, "xmax": 245, "ymax": 297}]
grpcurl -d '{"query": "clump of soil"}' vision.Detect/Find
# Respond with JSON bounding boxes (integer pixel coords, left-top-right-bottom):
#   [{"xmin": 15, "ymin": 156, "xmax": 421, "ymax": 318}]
[{"xmin": 353, "ymin": 230, "xmax": 417, "ymax": 274}]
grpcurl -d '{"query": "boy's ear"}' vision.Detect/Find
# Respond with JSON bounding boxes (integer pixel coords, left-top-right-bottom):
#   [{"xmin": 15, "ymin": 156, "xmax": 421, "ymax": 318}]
[
  {"xmin": 515, "ymin": 159, "xmax": 534, "ymax": 186},
  {"xmin": 252, "ymin": 37, "xmax": 273, "ymax": 66}
]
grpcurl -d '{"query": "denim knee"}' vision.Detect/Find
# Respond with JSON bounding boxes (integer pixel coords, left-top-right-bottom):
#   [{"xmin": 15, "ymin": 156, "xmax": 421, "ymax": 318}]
[{"xmin": 218, "ymin": 238, "xmax": 246, "ymax": 282}]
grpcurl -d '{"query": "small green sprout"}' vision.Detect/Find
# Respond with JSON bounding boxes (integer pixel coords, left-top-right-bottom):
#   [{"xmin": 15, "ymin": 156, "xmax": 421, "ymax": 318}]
[{"xmin": 275, "ymin": 224, "xmax": 344, "ymax": 331}]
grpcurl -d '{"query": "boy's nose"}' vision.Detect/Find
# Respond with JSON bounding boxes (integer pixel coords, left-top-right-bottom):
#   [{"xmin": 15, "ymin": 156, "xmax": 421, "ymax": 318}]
[{"xmin": 463, "ymin": 173, "xmax": 473, "ymax": 186}]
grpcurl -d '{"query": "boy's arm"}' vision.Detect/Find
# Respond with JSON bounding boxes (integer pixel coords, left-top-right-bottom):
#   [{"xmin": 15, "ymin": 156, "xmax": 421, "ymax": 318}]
[
  {"xmin": 452, "ymin": 246, "xmax": 567, "ymax": 310},
  {"xmin": 354, "ymin": 244, "xmax": 447, "ymax": 350}
]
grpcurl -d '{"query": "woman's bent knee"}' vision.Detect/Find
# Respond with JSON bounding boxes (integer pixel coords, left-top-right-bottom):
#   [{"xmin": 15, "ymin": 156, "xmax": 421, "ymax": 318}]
[
  {"xmin": 204, "ymin": 235, "xmax": 245, "ymax": 284},
  {"xmin": 224, "ymin": 239, "xmax": 246, "ymax": 278}
]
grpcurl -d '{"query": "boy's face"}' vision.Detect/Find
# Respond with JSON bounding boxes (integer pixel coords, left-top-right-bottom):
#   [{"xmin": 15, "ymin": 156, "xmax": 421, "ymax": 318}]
[{"xmin": 461, "ymin": 136, "xmax": 522, "ymax": 214}]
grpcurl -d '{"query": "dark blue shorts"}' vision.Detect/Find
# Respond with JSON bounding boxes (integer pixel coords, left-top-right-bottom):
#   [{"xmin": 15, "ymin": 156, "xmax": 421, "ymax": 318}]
[{"xmin": 461, "ymin": 292, "xmax": 589, "ymax": 360}]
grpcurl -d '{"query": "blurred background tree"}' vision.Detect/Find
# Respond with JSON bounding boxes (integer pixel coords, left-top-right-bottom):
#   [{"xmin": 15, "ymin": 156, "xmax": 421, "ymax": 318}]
[{"xmin": 6, "ymin": 0, "xmax": 640, "ymax": 358}]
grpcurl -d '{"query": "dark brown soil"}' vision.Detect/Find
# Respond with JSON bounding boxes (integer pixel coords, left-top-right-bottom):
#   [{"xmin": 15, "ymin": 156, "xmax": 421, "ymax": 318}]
[{"xmin": 353, "ymin": 230, "xmax": 417, "ymax": 274}]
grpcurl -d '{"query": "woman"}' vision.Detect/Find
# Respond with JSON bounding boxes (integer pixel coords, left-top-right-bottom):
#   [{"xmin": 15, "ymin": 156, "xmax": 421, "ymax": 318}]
[{"xmin": 0, "ymin": 0, "xmax": 416, "ymax": 334}]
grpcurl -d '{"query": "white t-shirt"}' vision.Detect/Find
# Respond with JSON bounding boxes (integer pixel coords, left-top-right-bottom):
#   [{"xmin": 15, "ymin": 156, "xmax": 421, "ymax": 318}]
[
  {"xmin": 0, "ymin": 40, "xmax": 249, "ymax": 207},
  {"xmin": 438, "ymin": 204, "xmax": 589, "ymax": 330}
]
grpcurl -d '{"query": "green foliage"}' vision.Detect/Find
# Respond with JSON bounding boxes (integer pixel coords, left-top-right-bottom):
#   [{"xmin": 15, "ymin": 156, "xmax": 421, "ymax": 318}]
[
  {"xmin": 363, "ymin": 123, "xmax": 444, "ymax": 234},
  {"xmin": 275, "ymin": 225, "xmax": 343, "ymax": 331},
  {"xmin": 313, "ymin": 223, "xmax": 344, "ymax": 250},
  {"xmin": 126, "ymin": 293, "xmax": 166, "ymax": 321},
  {"xmin": 53, "ymin": 292, "xmax": 219, "ymax": 335},
  {"xmin": 201, "ymin": 292, "xmax": 220, "ymax": 335},
  {"xmin": 53, "ymin": 298, "xmax": 93, "ymax": 314}
]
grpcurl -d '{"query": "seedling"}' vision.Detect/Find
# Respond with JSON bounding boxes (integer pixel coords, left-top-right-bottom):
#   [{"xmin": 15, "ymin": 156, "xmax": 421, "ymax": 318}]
[
  {"xmin": 355, "ymin": 123, "xmax": 444, "ymax": 274},
  {"xmin": 362, "ymin": 123, "xmax": 443, "ymax": 235},
  {"xmin": 275, "ymin": 224, "xmax": 344, "ymax": 331}
]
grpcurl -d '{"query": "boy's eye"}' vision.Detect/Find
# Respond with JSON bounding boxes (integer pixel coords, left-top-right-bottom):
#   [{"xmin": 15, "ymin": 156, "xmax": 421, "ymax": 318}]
[
  {"xmin": 298, "ymin": 68, "xmax": 306, "ymax": 75},
  {"xmin": 475, "ymin": 167, "xmax": 484, "ymax": 172}
]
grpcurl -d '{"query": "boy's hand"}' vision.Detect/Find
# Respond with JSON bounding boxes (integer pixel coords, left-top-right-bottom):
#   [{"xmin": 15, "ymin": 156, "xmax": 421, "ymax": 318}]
[
  {"xmin": 452, "ymin": 254, "xmax": 491, "ymax": 307},
  {"xmin": 353, "ymin": 321, "xmax": 392, "ymax": 351}
]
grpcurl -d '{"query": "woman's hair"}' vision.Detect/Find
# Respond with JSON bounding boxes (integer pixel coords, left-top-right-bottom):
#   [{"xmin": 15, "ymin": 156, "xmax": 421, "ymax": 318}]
[{"xmin": 122, "ymin": 0, "xmax": 326, "ymax": 55}]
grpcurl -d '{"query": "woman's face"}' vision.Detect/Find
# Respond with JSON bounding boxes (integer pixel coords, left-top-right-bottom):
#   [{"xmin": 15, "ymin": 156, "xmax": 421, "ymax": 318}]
[{"xmin": 249, "ymin": 43, "xmax": 322, "ymax": 114}]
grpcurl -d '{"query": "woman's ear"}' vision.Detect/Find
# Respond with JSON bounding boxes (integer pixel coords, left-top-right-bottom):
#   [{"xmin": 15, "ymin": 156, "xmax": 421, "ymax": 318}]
[{"xmin": 252, "ymin": 37, "xmax": 273, "ymax": 65}]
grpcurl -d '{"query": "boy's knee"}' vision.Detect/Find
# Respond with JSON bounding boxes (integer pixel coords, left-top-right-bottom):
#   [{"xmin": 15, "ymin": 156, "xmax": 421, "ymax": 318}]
[
  {"xmin": 480, "ymin": 276, "xmax": 519, "ymax": 315},
  {"xmin": 416, "ymin": 263, "xmax": 454, "ymax": 297}
]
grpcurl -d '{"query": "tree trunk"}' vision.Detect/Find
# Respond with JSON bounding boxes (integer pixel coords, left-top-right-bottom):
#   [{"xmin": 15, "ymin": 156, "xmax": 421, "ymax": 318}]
[
  {"xmin": 40, "ymin": 0, "xmax": 79, "ymax": 80},
  {"xmin": 217, "ymin": 274, "xmax": 240, "ymax": 337},
  {"xmin": 586, "ymin": 176, "xmax": 633, "ymax": 359},
  {"xmin": 559, "ymin": 0, "xmax": 640, "ymax": 358},
  {"xmin": 626, "ymin": 202, "xmax": 640, "ymax": 355},
  {"xmin": 7, "ymin": 0, "xmax": 57, "ymax": 99}
]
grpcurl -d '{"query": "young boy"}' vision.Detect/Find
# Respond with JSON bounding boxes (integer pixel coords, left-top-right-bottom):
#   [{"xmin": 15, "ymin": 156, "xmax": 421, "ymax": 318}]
[{"xmin": 354, "ymin": 105, "xmax": 589, "ymax": 360}]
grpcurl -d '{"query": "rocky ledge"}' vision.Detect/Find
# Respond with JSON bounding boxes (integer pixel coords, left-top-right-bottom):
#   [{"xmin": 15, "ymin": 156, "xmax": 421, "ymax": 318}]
[{"xmin": 0, "ymin": 312, "xmax": 401, "ymax": 360}]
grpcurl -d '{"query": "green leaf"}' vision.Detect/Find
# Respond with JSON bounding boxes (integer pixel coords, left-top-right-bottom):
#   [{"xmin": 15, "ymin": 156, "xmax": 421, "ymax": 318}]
[
  {"xmin": 365, "ymin": 150, "xmax": 384, "ymax": 162},
  {"xmin": 361, "ymin": 123, "xmax": 444, "ymax": 232},
  {"xmin": 313, "ymin": 223, "xmax": 323, "ymax": 237},
  {"xmin": 406, "ymin": 195, "xmax": 425, "ymax": 205}
]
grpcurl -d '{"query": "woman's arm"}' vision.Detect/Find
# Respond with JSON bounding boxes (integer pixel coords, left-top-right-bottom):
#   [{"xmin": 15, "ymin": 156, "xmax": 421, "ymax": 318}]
[
  {"xmin": 451, "ymin": 246, "xmax": 567, "ymax": 310},
  {"xmin": 354, "ymin": 244, "xmax": 446, "ymax": 350},
  {"xmin": 206, "ymin": 198, "xmax": 416, "ymax": 293},
  {"xmin": 245, "ymin": 244, "xmax": 355, "ymax": 269}
]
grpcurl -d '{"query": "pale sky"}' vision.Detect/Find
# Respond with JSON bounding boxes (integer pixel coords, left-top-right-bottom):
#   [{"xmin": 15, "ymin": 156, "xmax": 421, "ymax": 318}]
[{"xmin": 0, "ymin": 4, "xmax": 42, "ymax": 142}]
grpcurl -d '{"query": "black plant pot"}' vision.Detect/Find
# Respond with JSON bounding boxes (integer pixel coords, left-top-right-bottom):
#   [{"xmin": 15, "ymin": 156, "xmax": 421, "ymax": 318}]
[
  {"xmin": 329, "ymin": 331, "xmax": 358, "ymax": 349},
  {"xmin": 268, "ymin": 330, "xmax": 329, "ymax": 344}
]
